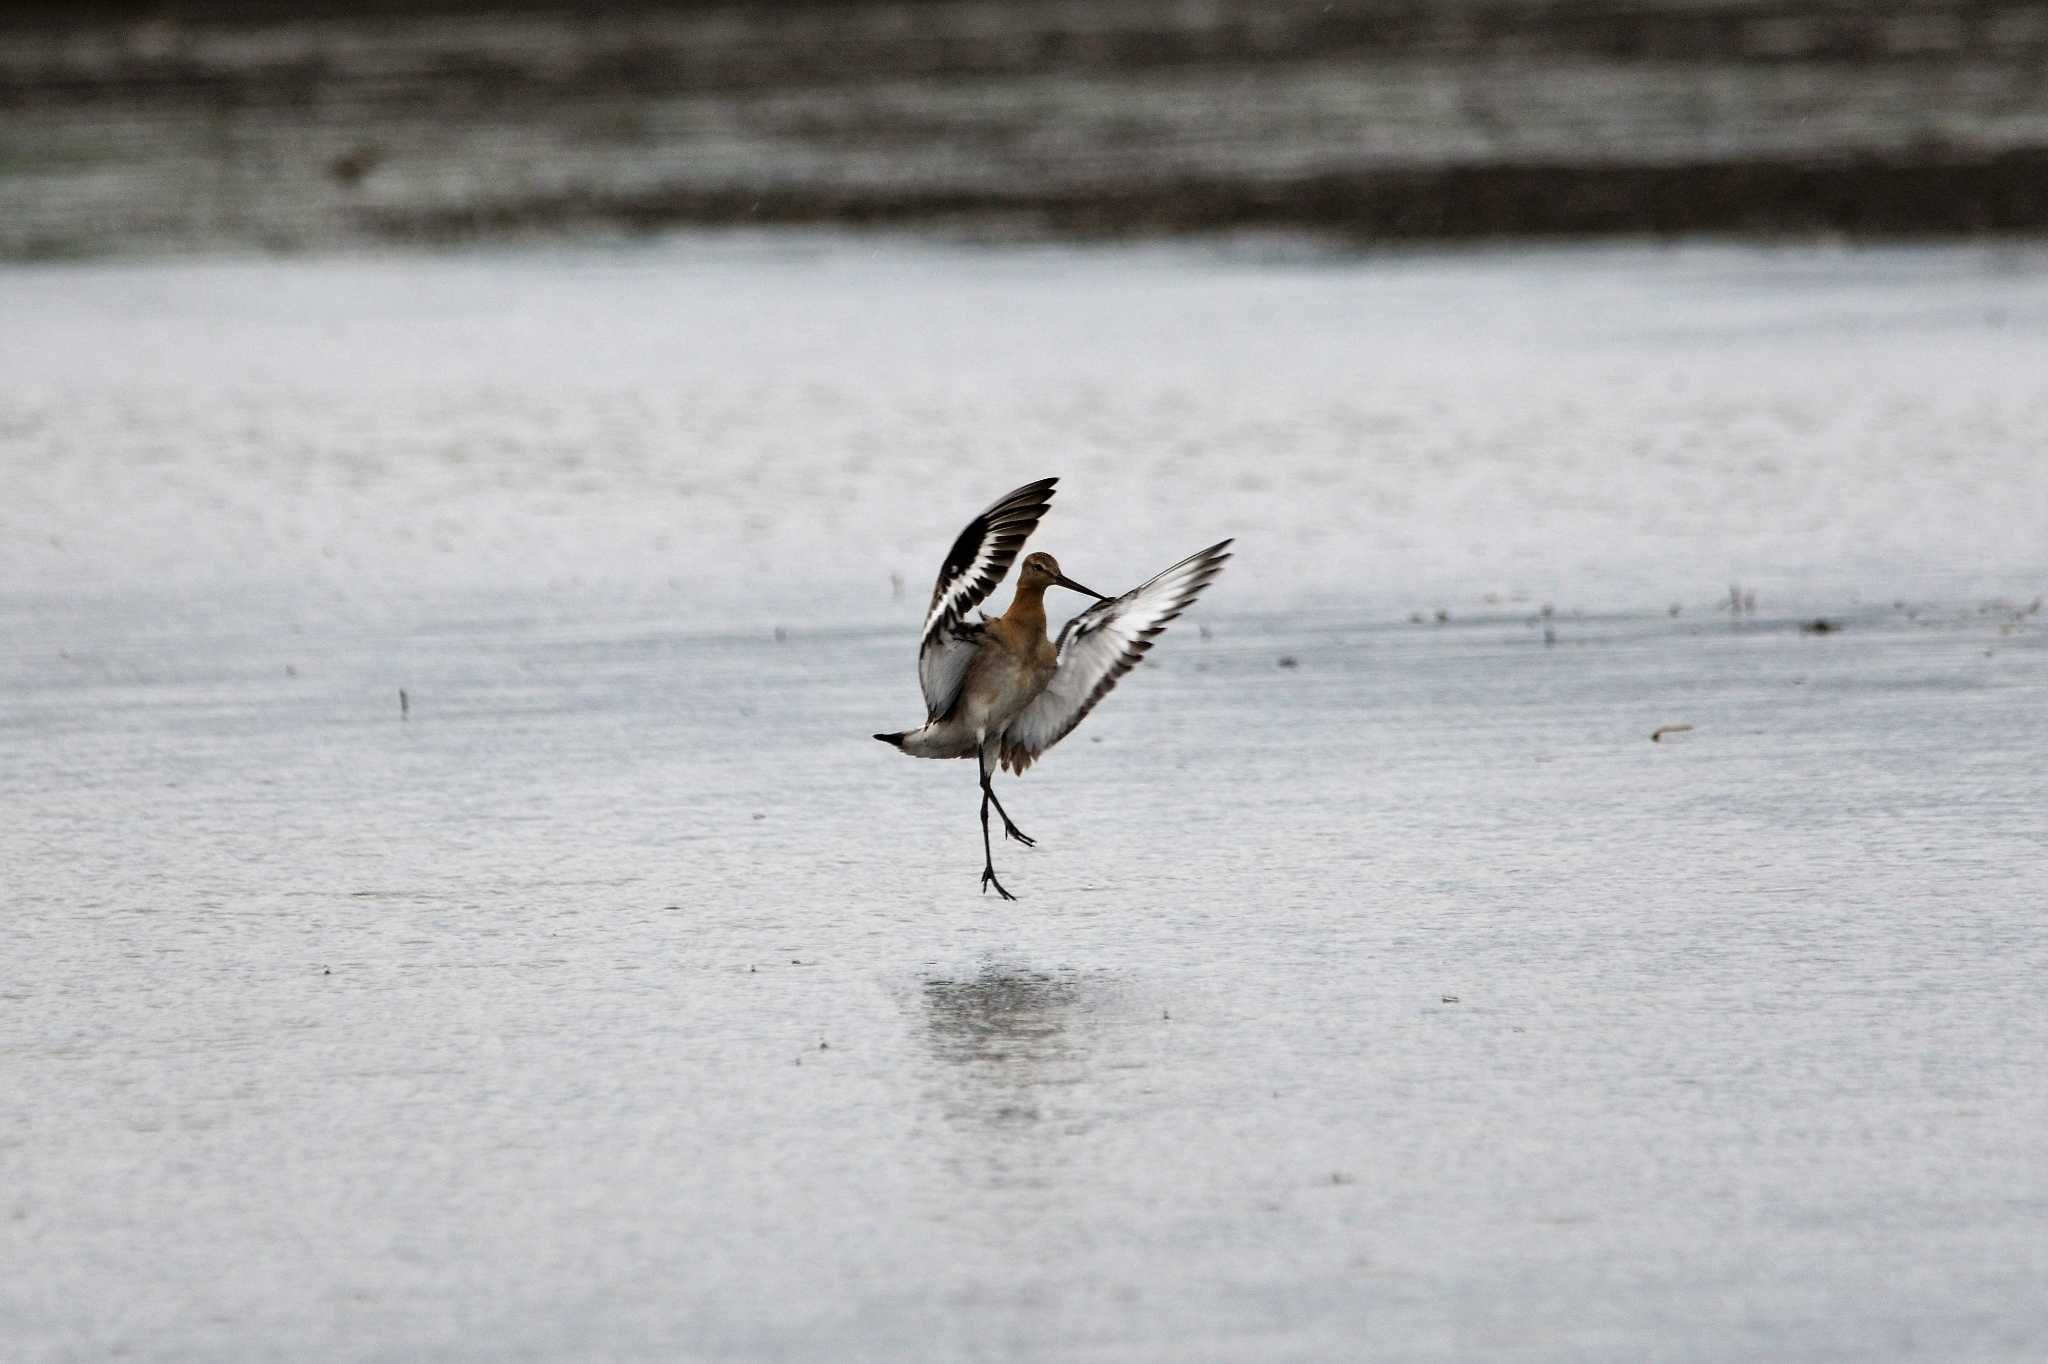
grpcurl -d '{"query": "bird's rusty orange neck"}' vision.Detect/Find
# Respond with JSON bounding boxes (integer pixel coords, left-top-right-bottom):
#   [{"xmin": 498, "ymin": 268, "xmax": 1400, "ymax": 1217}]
[{"xmin": 1002, "ymin": 577, "xmax": 1051, "ymax": 636}]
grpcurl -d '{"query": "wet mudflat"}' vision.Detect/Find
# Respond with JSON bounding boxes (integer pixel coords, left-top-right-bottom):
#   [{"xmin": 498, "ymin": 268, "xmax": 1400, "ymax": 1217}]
[{"xmin": 2, "ymin": 238, "xmax": 2046, "ymax": 1360}]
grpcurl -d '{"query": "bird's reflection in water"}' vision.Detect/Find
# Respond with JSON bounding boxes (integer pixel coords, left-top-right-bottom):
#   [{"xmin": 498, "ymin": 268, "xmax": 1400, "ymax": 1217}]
[{"xmin": 919, "ymin": 965, "xmax": 1090, "ymax": 1160}]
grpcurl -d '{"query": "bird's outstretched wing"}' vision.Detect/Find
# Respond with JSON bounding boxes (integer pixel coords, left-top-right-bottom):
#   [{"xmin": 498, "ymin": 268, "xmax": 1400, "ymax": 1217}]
[
  {"xmin": 918, "ymin": 620, "xmax": 985, "ymax": 725},
  {"xmin": 918, "ymin": 476, "xmax": 1057, "ymax": 721},
  {"xmin": 998, "ymin": 539, "xmax": 1232, "ymax": 773}
]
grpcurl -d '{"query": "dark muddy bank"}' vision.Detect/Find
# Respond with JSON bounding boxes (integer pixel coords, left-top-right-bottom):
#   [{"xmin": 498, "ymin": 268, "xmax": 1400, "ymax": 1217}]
[{"xmin": 5, "ymin": 0, "xmax": 2047, "ymax": 257}]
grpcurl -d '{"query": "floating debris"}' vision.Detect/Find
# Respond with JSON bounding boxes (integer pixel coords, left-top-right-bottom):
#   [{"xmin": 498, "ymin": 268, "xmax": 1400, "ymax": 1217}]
[
  {"xmin": 398, "ymin": 688, "xmax": 409, "ymax": 719},
  {"xmin": 1440, "ymin": 994, "xmax": 1460, "ymax": 1004},
  {"xmin": 1800, "ymin": 618, "xmax": 1839, "ymax": 635},
  {"xmin": 1277, "ymin": 655, "xmax": 1299, "ymax": 669},
  {"xmin": 1650, "ymin": 724, "xmax": 1694, "ymax": 743}
]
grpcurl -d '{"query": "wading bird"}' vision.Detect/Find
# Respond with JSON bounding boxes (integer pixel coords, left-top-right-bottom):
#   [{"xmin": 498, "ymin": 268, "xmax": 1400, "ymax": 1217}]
[{"xmin": 875, "ymin": 477, "xmax": 1231, "ymax": 899}]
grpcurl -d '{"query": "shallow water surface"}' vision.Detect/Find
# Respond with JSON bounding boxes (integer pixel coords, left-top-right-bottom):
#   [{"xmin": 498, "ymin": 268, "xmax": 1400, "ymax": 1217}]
[{"xmin": 2, "ymin": 240, "xmax": 2046, "ymax": 1361}]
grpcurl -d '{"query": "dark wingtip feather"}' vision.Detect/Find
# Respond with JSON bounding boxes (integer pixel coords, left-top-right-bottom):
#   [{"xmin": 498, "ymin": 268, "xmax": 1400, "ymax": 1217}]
[{"xmin": 923, "ymin": 477, "xmax": 1063, "ymax": 643}]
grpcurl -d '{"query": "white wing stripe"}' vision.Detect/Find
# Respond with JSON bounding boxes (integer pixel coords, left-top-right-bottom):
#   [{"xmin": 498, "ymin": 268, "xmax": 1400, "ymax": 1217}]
[
  {"xmin": 924, "ymin": 531, "xmax": 1025, "ymax": 640},
  {"xmin": 920, "ymin": 477, "xmax": 1057, "ymax": 648}
]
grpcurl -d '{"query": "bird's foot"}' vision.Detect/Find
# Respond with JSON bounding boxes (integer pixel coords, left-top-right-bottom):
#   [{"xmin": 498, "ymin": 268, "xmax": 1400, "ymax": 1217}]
[
  {"xmin": 1001, "ymin": 820, "xmax": 1035, "ymax": 848},
  {"xmin": 980, "ymin": 865, "xmax": 1019, "ymax": 901}
]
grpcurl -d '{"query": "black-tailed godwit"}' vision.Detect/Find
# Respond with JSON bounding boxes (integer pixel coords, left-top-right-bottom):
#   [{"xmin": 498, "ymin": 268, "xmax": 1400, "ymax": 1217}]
[{"xmin": 875, "ymin": 477, "xmax": 1231, "ymax": 899}]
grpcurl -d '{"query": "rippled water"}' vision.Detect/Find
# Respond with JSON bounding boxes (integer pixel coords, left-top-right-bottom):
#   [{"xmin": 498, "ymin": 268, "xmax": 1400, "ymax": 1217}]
[{"xmin": 3, "ymin": 238, "xmax": 2046, "ymax": 1360}]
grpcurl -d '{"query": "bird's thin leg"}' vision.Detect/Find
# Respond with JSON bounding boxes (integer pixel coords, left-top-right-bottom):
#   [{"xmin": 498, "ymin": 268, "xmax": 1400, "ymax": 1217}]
[
  {"xmin": 978, "ymin": 783, "xmax": 1017, "ymax": 901},
  {"xmin": 979, "ymin": 748, "xmax": 1034, "ymax": 847},
  {"xmin": 987, "ymin": 785, "xmax": 1034, "ymax": 847}
]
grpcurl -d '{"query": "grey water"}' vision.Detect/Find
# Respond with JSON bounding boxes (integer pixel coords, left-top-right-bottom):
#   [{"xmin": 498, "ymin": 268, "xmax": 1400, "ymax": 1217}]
[{"xmin": 3, "ymin": 238, "xmax": 2046, "ymax": 1361}]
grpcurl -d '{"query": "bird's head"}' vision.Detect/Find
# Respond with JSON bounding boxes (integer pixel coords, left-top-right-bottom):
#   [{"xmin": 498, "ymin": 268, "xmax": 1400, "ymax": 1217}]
[{"xmin": 1019, "ymin": 552, "xmax": 1105, "ymax": 600}]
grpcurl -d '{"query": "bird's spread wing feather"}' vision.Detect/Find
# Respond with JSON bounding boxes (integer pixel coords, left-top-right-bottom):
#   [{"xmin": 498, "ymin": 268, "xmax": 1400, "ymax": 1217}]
[
  {"xmin": 918, "ymin": 620, "xmax": 985, "ymax": 725},
  {"xmin": 998, "ymin": 539, "xmax": 1232, "ymax": 773},
  {"xmin": 917, "ymin": 477, "xmax": 1057, "ymax": 721}
]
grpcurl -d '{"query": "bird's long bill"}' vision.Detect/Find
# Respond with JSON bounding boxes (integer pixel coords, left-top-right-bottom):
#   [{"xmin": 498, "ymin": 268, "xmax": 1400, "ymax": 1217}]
[{"xmin": 1053, "ymin": 573, "xmax": 1107, "ymax": 600}]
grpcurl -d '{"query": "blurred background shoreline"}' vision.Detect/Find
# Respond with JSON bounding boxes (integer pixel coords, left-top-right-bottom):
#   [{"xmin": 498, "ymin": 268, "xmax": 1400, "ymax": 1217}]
[{"xmin": 5, "ymin": 0, "xmax": 2047, "ymax": 261}]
